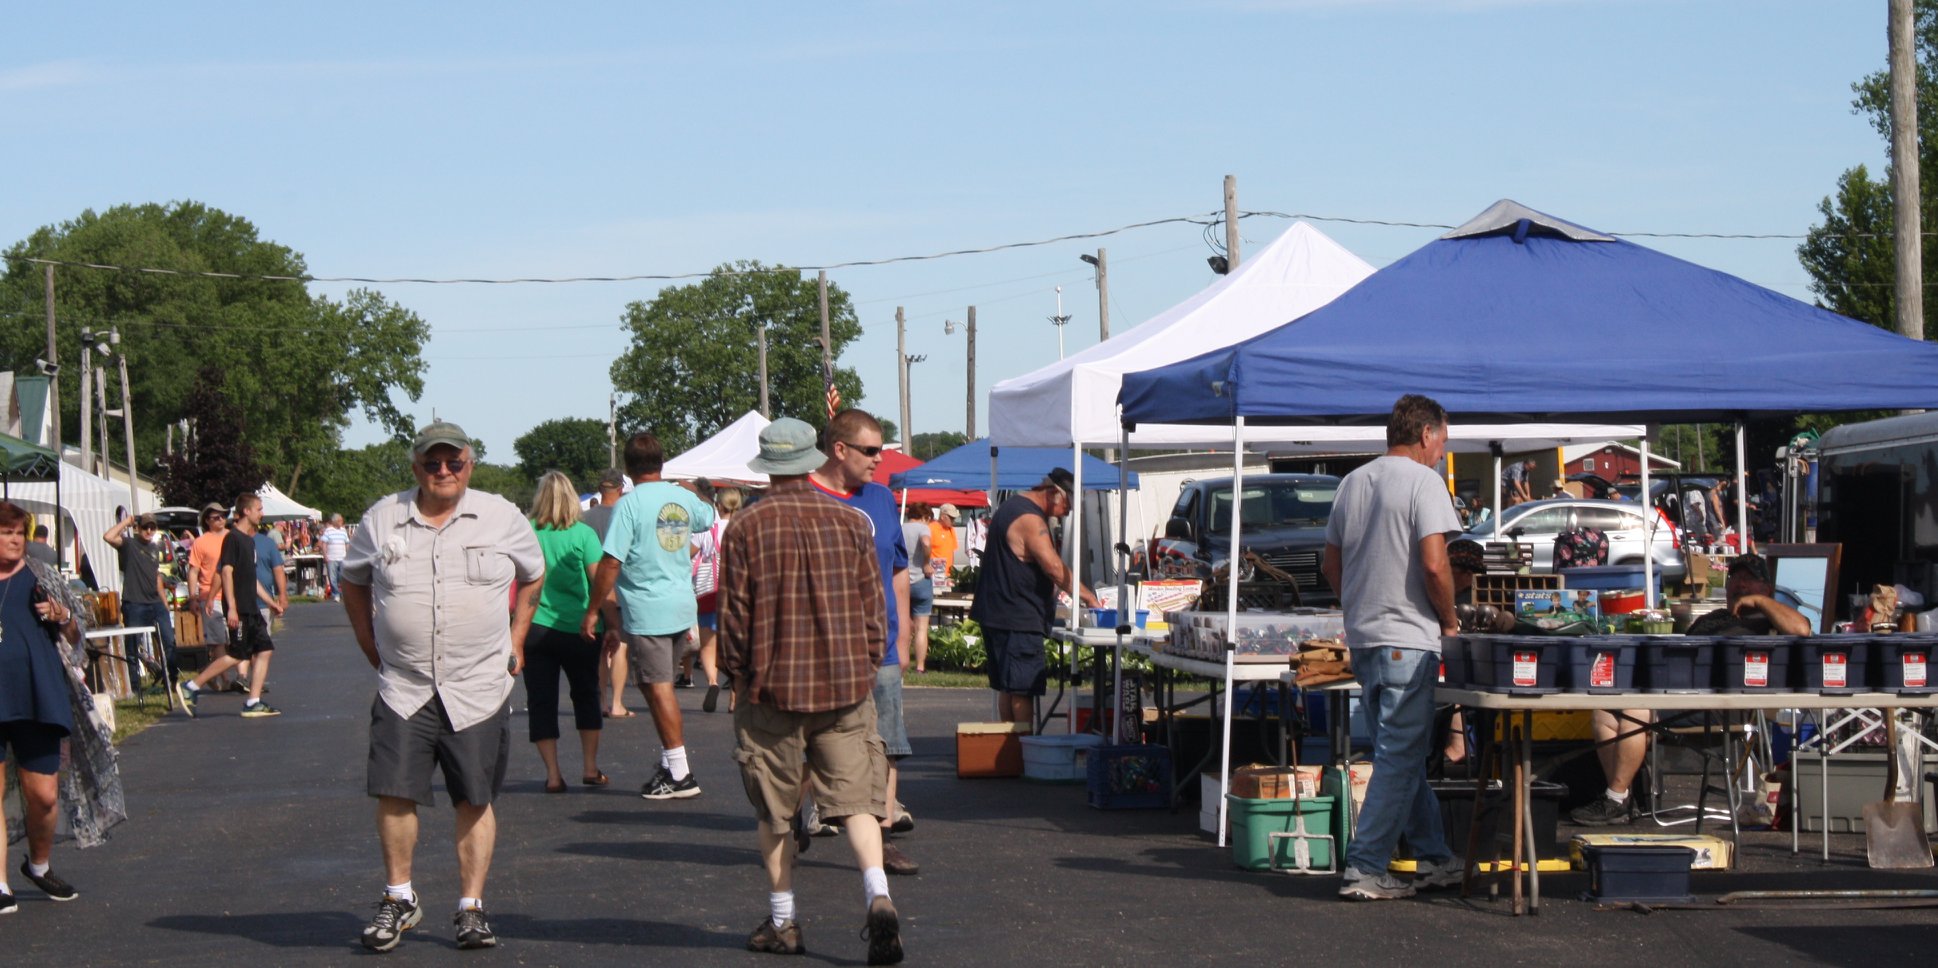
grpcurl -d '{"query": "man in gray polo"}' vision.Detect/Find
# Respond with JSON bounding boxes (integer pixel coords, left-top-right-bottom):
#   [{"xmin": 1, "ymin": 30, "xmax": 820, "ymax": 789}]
[{"xmin": 342, "ymin": 420, "xmax": 546, "ymax": 952}]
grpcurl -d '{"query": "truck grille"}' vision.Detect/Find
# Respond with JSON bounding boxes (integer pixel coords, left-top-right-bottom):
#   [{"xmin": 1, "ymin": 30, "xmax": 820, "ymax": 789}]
[{"xmin": 1264, "ymin": 551, "xmax": 1320, "ymax": 574}]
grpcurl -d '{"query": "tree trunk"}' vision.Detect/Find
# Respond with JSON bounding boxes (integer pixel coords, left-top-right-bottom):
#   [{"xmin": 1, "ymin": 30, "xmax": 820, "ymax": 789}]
[{"xmin": 286, "ymin": 460, "xmax": 304, "ymax": 498}]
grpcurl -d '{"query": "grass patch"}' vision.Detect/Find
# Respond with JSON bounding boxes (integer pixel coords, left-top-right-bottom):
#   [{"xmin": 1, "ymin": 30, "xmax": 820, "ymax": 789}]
[
  {"xmin": 112, "ymin": 696, "xmax": 173, "ymax": 744},
  {"xmin": 904, "ymin": 668, "xmax": 985, "ymax": 689}
]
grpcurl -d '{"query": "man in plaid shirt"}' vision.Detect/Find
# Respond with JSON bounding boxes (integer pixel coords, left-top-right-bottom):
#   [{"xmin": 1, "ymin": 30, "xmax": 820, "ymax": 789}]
[{"xmin": 719, "ymin": 417, "xmax": 904, "ymax": 965}]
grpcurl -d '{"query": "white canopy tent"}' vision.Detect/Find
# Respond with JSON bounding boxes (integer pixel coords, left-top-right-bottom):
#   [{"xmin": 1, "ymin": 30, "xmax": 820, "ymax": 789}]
[
  {"xmin": 4, "ymin": 460, "xmax": 134, "ymax": 594},
  {"xmin": 257, "ymin": 483, "xmax": 322, "ymax": 522},
  {"xmin": 663, "ymin": 411, "xmax": 772, "ymax": 485}
]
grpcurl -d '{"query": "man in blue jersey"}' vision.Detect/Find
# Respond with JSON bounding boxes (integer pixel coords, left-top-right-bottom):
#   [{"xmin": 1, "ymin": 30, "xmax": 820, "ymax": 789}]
[{"xmin": 804, "ymin": 409, "xmax": 918, "ymax": 877}]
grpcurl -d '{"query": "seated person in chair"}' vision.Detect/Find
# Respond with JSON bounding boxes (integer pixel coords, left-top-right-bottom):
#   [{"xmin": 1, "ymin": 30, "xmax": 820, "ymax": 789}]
[{"xmin": 1570, "ymin": 553, "xmax": 1811, "ymax": 825}]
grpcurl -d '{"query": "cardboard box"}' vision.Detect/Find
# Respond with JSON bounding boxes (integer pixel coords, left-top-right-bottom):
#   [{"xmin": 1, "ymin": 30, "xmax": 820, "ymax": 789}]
[
  {"xmin": 1569, "ymin": 832, "xmax": 1732, "ymax": 871},
  {"xmin": 956, "ymin": 722, "xmax": 1029, "ymax": 778}
]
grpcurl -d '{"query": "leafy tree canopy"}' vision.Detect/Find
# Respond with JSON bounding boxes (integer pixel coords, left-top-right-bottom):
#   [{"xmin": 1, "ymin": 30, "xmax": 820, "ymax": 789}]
[
  {"xmin": 909, "ymin": 430, "xmax": 968, "ymax": 460},
  {"xmin": 609, "ymin": 262, "xmax": 866, "ymax": 455},
  {"xmin": 154, "ymin": 365, "xmax": 267, "ymax": 509},
  {"xmin": 0, "ymin": 201, "xmax": 430, "ymax": 496},
  {"xmin": 514, "ymin": 417, "xmax": 611, "ymax": 492}
]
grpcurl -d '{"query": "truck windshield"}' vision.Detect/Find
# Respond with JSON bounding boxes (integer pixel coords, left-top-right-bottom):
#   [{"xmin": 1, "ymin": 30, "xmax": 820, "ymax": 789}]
[{"xmin": 1208, "ymin": 482, "xmax": 1336, "ymax": 532}]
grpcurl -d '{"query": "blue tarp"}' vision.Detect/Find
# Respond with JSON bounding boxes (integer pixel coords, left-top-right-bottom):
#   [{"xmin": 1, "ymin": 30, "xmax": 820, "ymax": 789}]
[
  {"xmin": 889, "ymin": 438, "xmax": 1137, "ymax": 491},
  {"xmin": 1119, "ymin": 200, "xmax": 1938, "ymax": 427}
]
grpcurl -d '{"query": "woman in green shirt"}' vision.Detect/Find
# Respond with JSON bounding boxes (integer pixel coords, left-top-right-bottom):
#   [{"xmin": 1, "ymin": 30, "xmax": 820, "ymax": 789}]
[{"xmin": 524, "ymin": 472, "xmax": 615, "ymax": 792}]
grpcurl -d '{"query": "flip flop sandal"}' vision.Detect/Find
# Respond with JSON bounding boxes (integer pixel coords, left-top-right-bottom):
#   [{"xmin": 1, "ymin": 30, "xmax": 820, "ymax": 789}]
[
  {"xmin": 582, "ymin": 772, "xmax": 610, "ymax": 787},
  {"xmin": 607, "ymin": 709, "xmax": 637, "ymax": 718}
]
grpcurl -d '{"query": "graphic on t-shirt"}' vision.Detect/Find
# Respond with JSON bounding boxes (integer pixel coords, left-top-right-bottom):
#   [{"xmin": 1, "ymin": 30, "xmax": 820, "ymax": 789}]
[{"xmin": 656, "ymin": 502, "xmax": 693, "ymax": 551}]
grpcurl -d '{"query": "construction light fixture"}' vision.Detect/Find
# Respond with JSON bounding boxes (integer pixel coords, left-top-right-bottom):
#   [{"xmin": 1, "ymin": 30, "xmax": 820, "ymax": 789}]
[
  {"xmin": 1207, "ymin": 255, "xmax": 1230, "ymax": 275},
  {"xmin": 1079, "ymin": 253, "xmax": 1099, "ymax": 266}
]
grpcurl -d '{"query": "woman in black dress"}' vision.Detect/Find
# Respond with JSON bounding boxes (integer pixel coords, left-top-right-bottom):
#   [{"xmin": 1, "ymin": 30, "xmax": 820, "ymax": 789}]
[{"xmin": 1, "ymin": 500, "xmax": 89, "ymax": 912}]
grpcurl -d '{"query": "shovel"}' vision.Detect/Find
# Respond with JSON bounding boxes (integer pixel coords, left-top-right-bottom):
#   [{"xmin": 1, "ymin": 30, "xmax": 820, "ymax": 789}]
[{"xmin": 1863, "ymin": 710, "xmax": 1933, "ymax": 869}]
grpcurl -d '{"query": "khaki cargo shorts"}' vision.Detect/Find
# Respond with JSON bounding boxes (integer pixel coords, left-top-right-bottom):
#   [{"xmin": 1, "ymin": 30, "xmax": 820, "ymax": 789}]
[{"xmin": 732, "ymin": 696, "xmax": 887, "ymax": 835}]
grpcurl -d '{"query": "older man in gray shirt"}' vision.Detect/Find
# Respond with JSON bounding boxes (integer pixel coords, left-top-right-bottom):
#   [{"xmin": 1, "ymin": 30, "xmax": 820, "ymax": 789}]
[
  {"xmin": 1321, "ymin": 394, "xmax": 1463, "ymax": 902},
  {"xmin": 341, "ymin": 420, "xmax": 545, "ymax": 952}
]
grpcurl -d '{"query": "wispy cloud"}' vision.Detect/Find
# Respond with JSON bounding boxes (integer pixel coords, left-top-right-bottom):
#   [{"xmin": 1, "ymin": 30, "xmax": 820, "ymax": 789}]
[
  {"xmin": 0, "ymin": 59, "xmax": 101, "ymax": 92},
  {"xmin": 1207, "ymin": 0, "xmax": 1618, "ymax": 10}
]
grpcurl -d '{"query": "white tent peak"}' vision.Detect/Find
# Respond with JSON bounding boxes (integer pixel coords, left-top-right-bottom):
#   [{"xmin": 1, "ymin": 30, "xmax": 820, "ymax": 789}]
[
  {"xmin": 1441, "ymin": 199, "xmax": 1614, "ymax": 243},
  {"xmin": 257, "ymin": 482, "xmax": 322, "ymax": 522},
  {"xmin": 988, "ymin": 221, "xmax": 1375, "ymax": 448},
  {"xmin": 663, "ymin": 411, "xmax": 773, "ymax": 484}
]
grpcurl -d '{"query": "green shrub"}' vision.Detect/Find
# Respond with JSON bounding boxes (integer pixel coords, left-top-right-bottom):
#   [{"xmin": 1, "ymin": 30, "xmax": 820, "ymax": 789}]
[{"xmin": 925, "ymin": 618, "xmax": 986, "ymax": 672}]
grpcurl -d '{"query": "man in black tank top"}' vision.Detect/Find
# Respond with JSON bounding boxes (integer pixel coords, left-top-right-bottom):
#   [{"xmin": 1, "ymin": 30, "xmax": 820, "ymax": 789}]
[{"xmin": 969, "ymin": 469, "xmax": 1099, "ymax": 724}]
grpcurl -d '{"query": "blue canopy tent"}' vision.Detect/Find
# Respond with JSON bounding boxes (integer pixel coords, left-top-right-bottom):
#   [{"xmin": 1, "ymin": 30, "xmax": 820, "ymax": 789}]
[
  {"xmin": 888, "ymin": 438, "xmax": 1138, "ymax": 492},
  {"xmin": 1118, "ymin": 200, "xmax": 1938, "ymax": 846}
]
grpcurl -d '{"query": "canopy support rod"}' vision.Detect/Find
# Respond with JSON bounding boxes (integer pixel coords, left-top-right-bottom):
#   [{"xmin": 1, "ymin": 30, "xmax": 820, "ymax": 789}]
[
  {"xmin": 1218, "ymin": 416, "xmax": 1246, "ymax": 848},
  {"xmin": 1641, "ymin": 429, "xmax": 1656, "ymax": 610}
]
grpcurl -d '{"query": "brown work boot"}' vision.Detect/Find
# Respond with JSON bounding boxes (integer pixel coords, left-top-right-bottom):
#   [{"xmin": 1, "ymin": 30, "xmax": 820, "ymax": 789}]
[
  {"xmin": 880, "ymin": 840, "xmax": 920, "ymax": 876},
  {"xmin": 862, "ymin": 896, "xmax": 903, "ymax": 965},
  {"xmin": 748, "ymin": 918, "xmax": 805, "ymax": 955}
]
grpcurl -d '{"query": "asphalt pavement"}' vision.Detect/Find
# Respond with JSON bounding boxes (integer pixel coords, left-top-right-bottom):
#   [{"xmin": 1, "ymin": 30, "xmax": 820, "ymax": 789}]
[{"xmin": 6, "ymin": 603, "xmax": 1938, "ymax": 966}]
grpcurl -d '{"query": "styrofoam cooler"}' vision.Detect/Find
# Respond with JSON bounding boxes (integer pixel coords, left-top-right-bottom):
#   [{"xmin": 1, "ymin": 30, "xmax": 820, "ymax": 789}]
[{"xmin": 1021, "ymin": 733, "xmax": 1103, "ymax": 782}]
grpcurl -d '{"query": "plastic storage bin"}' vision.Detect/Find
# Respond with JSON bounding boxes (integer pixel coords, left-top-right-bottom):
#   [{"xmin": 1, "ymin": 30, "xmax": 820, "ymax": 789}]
[
  {"xmin": 1482, "ymin": 635, "xmax": 1568, "ymax": 695},
  {"xmin": 1227, "ymin": 795, "xmax": 1337, "ymax": 872},
  {"xmin": 1580, "ymin": 844, "xmax": 1696, "ymax": 903},
  {"xmin": 1876, "ymin": 634, "xmax": 1938, "ymax": 695},
  {"xmin": 1638, "ymin": 636, "xmax": 1717, "ymax": 694},
  {"xmin": 1565, "ymin": 636, "xmax": 1640, "ymax": 694},
  {"xmin": 1440, "ymin": 635, "xmax": 1471, "ymax": 688},
  {"xmin": 1716, "ymin": 635, "xmax": 1797, "ymax": 693},
  {"xmin": 1020, "ymin": 733, "xmax": 1103, "ymax": 782},
  {"xmin": 1086, "ymin": 744, "xmax": 1172, "ymax": 809},
  {"xmin": 1800, "ymin": 634, "xmax": 1873, "ymax": 694},
  {"xmin": 1413, "ymin": 778, "xmax": 1568, "ymax": 859},
  {"xmin": 1560, "ymin": 564, "xmax": 1664, "ymax": 595}
]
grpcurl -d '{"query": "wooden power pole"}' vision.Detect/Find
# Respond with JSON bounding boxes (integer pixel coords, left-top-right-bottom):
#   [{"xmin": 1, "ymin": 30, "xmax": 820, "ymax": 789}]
[
  {"xmin": 818, "ymin": 270, "xmax": 832, "ymax": 377},
  {"xmin": 1891, "ymin": 0, "xmax": 1924, "ymax": 340},
  {"xmin": 43, "ymin": 264, "xmax": 60, "ymax": 456},
  {"xmin": 1093, "ymin": 248, "xmax": 1110, "ymax": 341},
  {"xmin": 896, "ymin": 306, "xmax": 909, "ymax": 445},
  {"xmin": 965, "ymin": 306, "xmax": 977, "ymax": 439},
  {"xmin": 1224, "ymin": 174, "xmax": 1241, "ymax": 272}
]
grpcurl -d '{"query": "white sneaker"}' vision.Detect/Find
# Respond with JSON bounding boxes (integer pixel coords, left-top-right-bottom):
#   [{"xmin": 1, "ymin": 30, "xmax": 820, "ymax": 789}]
[
  {"xmin": 1412, "ymin": 856, "xmax": 1466, "ymax": 890},
  {"xmin": 1339, "ymin": 866, "xmax": 1416, "ymax": 901}
]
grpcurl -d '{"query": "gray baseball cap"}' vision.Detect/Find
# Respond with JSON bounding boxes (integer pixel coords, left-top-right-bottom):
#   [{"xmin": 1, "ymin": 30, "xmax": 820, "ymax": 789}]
[
  {"xmin": 411, "ymin": 420, "xmax": 470, "ymax": 456},
  {"xmin": 748, "ymin": 418, "xmax": 826, "ymax": 476}
]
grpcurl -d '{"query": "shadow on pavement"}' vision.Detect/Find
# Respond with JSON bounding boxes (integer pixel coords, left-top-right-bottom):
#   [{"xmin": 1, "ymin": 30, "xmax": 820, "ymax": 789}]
[
  {"xmin": 148, "ymin": 911, "xmax": 365, "ymax": 948},
  {"xmin": 571, "ymin": 807, "xmax": 753, "ymax": 832},
  {"xmin": 491, "ymin": 913, "xmax": 745, "ymax": 949},
  {"xmin": 1734, "ymin": 924, "xmax": 1938, "ymax": 963},
  {"xmin": 555, "ymin": 839, "xmax": 759, "ymax": 867}
]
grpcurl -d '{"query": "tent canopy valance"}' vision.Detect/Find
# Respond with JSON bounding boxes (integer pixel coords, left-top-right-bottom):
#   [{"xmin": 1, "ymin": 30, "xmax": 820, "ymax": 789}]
[
  {"xmin": 1119, "ymin": 200, "xmax": 1938, "ymax": 427},
  {"xmin": 889, "ymin": 439, "xmax": 1138, "ymax": 492}
]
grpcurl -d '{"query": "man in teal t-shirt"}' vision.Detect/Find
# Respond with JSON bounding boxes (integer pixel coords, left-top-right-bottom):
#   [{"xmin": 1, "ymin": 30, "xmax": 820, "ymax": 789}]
[{"xmin": 584, "ymin": 432, "xmax": 715, "ymax": 801}]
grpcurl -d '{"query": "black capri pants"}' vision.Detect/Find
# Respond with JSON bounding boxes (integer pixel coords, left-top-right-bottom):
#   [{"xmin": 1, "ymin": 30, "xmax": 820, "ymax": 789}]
[{"xmin": 522, "ymin": 624, "xmax": 604, "ymax": 743}]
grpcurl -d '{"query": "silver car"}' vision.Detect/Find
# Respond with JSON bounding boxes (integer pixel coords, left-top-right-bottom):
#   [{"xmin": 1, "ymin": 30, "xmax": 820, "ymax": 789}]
[{"xmin": 1461, "ymin": 498, "xmax": 1684, "ymax": 579}]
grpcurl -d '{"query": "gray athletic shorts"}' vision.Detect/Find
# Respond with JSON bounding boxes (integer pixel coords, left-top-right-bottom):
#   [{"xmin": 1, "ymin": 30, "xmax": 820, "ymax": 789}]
[
  {"xmin": 627, "ymin": 632, "xmax": 698, "ymax": 685},
  {"xmin": 367, "ymin": 695, "xmax": 510, "ymax": 807},
  {"xmin": 873, "ymin": 662, "xmax": 912, "ymax": 759}
]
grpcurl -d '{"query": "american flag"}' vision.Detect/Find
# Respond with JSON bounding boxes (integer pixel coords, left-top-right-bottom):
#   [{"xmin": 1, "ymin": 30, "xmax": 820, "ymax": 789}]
[{"xmin": 822, "ymin": 358, "xmax": 842, "ymax": 419}]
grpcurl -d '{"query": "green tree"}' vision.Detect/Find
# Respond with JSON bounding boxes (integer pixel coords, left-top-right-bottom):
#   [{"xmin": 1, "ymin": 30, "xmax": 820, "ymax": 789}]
[
  {"xmin": 0, "ymin": 201, "xmax": 430, "ymax": 495},
  {"xmin": 609, "ymin": 262, "xmax": 865, "ymax": 455},
  {"xmin": 909, "ymin": 430, "xmax": 968, "ymax": 460},
  {"xmin": 513, "ymin": 417, "xmax": 610, "ymax": 491},
  {"xmin": 154, "ymin": 365, "xmax": 268, "ymax": 509}
]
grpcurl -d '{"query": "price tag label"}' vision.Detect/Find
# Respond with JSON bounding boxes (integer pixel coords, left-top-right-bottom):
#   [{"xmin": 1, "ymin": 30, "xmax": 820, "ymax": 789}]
[
  {"xmin": 1744, "ymin": 651, "xmax": 1769, "ymax": 688},
  {"xmin": 1512, "ymin": 651, "xmax": 1539, "ymax": 688},
  {"xmin": 1823, "ymin": 652, "xmax": 1847, "ymax": 689},
  {"xmin": 1906, "ymin": 653, "xmax": 1929, "ymax": 689},
  {"xmin": 1590, "ymin": 651, "xmax": 1616, "ymax": 689}
]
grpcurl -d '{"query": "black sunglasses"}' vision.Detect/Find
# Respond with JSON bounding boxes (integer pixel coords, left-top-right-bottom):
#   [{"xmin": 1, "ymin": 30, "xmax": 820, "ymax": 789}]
[
  {"xmin": 420, "ymin": 458, "xmax": 470, "ymax": 474},
  {"xmin": 841, "ymin": 442, "xmax": 884, "ymax": 457}
]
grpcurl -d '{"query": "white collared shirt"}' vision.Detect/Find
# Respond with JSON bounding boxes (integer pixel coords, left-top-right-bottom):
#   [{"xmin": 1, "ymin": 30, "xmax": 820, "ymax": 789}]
[{"xmin": 342, "ymin": 487, "xmax": 545, "ymax": 730}]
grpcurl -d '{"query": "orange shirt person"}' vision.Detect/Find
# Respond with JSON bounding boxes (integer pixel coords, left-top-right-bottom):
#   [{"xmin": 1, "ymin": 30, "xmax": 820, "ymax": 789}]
[
  {"xmin": 187, "ymin": 503, "xmax": 230, "ymax": 608},
  {"xmin": 927, "ymin": 504, "xmax": 961, "ymax": 579}
]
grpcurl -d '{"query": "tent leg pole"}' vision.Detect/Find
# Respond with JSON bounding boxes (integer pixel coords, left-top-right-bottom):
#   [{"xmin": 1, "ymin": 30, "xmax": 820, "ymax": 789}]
[{"xmin": 1218, "ymin": 416, "xmax": 1246, "ymax": 848}]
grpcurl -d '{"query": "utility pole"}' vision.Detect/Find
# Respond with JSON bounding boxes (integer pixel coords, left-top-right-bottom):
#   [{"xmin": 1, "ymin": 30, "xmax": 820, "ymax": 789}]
[
  {"xmin": 818, "ymin": 270, "xmax": 832, "ymax": 378},
  {"xmin": 43, "ymin": 265, "xmax": 60, "ymax": 459},
  {"xmin": 1224, "ymin": 174, "xmax": 1241, "ymax": 272},
  {"xmin": 966, "ymin": 306, "xmax": 977, "ymax": 439},
  {"xmin": 1082, "ymin": 249, "xmax": 1110, "ymax": 341},
  {"xmin": 115, "ymin": 329, "xmax": 139, "ymax": 514},
  {"xmin": 757, "ymin": 324, "xmax": 770, "ymax": 418},
  {"xmin": 94, "ymin": 364, "xmax": 110, "ymax": 482},
  {"xmin": 607, "ymin": 392, "xmax": 618, "ymax": 468},
  {"xmin": 78, "ymin": 331, "xmax": 94, "ymax": 473},
  {"xmin": 896, "ymin": 306, "xmax": 908, "ymax": 446},
  {"xmin": 1891, "ymin": 0, "xmax": 1924, "ymax": 340}
]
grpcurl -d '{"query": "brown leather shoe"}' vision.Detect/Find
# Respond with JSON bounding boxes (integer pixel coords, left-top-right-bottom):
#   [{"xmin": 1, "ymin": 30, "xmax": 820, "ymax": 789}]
[
  {"xmin": 747, "ymin": 918, "xmax": 805, "ymax": 955},
  {"xmin": 880, "ymin": 841, "xmax": 920, "ymax": 876},
  {"xmin": 862, "ymin": 896, "xmax": 903, "ymax": 965}
]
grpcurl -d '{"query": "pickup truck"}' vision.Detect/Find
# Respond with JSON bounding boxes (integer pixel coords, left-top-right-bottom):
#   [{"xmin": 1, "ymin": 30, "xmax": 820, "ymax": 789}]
[{"xmin": 1149, "ymin": 473, "xmax": 1339, "ymax": 605}]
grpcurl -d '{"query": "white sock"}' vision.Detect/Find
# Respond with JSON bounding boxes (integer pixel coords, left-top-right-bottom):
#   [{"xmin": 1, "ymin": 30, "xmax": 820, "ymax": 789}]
[
  {"xmin": 665, "ymin": 746, "xmax": 689, "ymax": 781},
  {"xmin": 770, "ymin": 890, "xmax": 795, "ymax": 926},
  {"xmin": 183, "ymin": 680, "xmax": 200, "ymax": 694},
  {"xmin": 862, "ymin": 867, "xmax": 889, "ymax": 906},
  {"xmin": 26, "ymin": 860, "xmax": 50, "ymax": 878},
  {"xmin": 245, "ymin": 698, "xmax": 262, "ymax": 708},
  {"xmin": 384, "ymin": 881, "xmax": 415, "ymax": 904},
  {"xmin": 1605, "ymin": 787, "xmax": 1630, "ymax": 804},
  {"xmin": 458, "ymin": 896, "xmax": 483, "ymax": 912}
]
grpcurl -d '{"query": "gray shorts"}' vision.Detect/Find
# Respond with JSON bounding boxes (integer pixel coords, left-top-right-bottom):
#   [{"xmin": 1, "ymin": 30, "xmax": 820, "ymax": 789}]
[
  {"xmin": 367, "ymin": 695, "xmax": 510, "ymax": 808},
  {"xmin": 873, "ymin": 662, "xmax": 911, "ymax": 759},
  {"xmin": 627, "ymin": 632, "xmax": 698, "ymax": 685}
]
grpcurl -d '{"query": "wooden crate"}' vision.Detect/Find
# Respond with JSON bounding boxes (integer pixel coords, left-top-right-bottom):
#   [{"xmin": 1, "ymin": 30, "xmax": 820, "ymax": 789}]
[{"xmin": 1472, "ymin": 573, "xmax": 1564, "ymax": 612}]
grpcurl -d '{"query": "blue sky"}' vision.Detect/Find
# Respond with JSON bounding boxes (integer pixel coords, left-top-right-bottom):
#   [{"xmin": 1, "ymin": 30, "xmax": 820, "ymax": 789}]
[{"xmin": 4, "ymin": 1, "xmax": 1890, "ymax": 460}]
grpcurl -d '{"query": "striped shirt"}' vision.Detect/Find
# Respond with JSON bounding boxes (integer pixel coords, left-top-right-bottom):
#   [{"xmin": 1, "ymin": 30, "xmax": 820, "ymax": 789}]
[{"xmin": 718, "ymin": 478, "xmax": 885, "ymax": 713}]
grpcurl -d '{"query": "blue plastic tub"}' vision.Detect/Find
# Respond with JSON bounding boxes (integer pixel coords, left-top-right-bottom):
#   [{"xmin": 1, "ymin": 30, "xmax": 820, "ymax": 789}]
[
  {"xmin": 1565, "ymin": 635, "xmax": 1640, "ymax": 694},
  {"xmin": 1877, "ymin": 633, "xmax": 1938, "ymax": 695},
  {"xmin": 1801, "ymin": 634, "xmax": 1874, "ymax": 694},
  {"xmin": 1717, "ymin": 635, "xmax": 1797, "ymax": 693},
  {"xmin": 1483, "ymin": 635, "xmax": 1568, "ymax": 695},
  {"xmin": 1639, "ymin": 636, "xmax": 1717, "ymax": 694}
]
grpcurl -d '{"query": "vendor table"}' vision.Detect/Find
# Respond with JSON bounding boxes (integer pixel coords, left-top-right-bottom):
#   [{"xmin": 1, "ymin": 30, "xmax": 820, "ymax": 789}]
[
  {"xmin": 82, "ymin": 625, "xmax": 177, "ymax": 712},
  {"xmin": 1118, "ymin": 639, "xmax": 1315, "ymax": 813},
  {"xmin": 286, "ymin": 554, "xmax": 326, "ymax": 597},
  {"xmin": 1436, "ymin": 687, "xmax": 1938, "ymax": 915},
  {"xmin": 1047, "ymin": 627, "xmax": 1167, "ymax": 739}
]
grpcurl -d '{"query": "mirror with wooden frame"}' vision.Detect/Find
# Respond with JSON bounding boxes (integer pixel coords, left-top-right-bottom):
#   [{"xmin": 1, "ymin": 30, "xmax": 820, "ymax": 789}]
[{"xmin": 1760, "ymin": 543, "xmax": 1843, "ymax": 634}]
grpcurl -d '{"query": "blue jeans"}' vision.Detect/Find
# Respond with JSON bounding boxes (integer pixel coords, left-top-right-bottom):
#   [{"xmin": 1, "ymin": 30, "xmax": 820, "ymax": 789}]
[
  {"xmin": 326, "ymin": 560, "xmax": 344, "ymax": 599},
  {"xmin": 121, "ymin": 599, "xmax": 179, "ymax": 682},
  {"xmin": 1345, "ymin": 645, "xmax": 1451, "ymax": 875}
]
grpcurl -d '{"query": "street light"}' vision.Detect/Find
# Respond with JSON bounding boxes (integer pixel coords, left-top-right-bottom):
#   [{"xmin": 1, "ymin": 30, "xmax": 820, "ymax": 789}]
[
  {"xmin": 1049, "ymin": 286, "xmax": 1072, "ymax": 360},
  {"xmin": 1079, "ymin": 249, "xmax": 1108, "ymax": 341}
]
